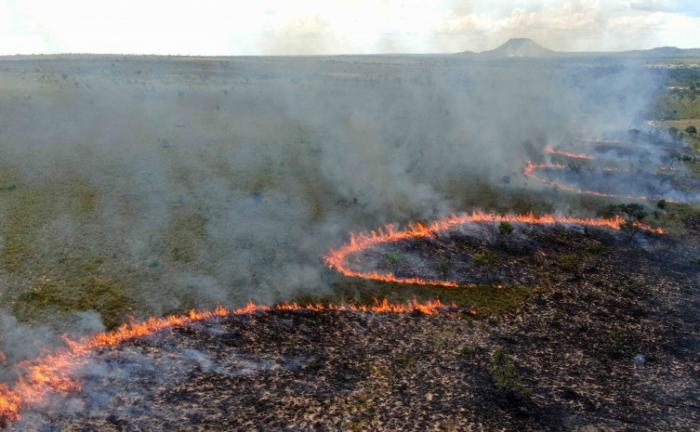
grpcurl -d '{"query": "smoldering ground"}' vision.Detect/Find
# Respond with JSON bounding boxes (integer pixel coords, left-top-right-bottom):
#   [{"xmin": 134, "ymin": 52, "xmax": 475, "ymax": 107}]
[{"xmin": 0, "ymin": 55, "xmax": 668, "ymax": 379}]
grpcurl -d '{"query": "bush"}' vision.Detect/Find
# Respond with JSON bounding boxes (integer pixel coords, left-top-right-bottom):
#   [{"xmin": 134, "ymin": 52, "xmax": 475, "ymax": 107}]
[
  {"xmin": 488, "ymin": 349, "xmax": 529, "ymax": 395},
  {"xmin": 558, "ymin": 254, "xmax": 580, "ymax": 273},
  {"xmin": 600, "ymin": 203, "xmax": 648, "ymax": 221},
  {"xmin": 473, "ymin": 251, "xmax": 498, "ymax": 269},
  {"xmin": 384, "ymin": 251, "xmax": 404, "ymax": 266},
  {"xmin": 499, "ymin": 221, "xmax": 514, "ymax": 235},
  {"xmin": 436, "ymin": 256, "xmax": 450, "ymax": 276}
]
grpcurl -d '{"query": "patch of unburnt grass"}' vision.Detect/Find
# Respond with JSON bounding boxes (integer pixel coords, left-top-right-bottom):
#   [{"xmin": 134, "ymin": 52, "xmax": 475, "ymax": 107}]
[
  {"xmin": 294, "ymin": 278, "xmax": 530, "ymax": 318},
  {"xmin": 11, "ymin": 256, "xmax": 139, "ymax": 329},
  {"xmin": 0, "ymin": 170, "xmax": 144, "ymax": 329}
]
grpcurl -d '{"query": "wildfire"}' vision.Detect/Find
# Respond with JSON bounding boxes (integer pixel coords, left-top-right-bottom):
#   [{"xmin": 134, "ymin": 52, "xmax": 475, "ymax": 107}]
[
  {"xmin": 544, "ymin": 145, "xmax": 596, "ymax": 160},
  {"xmin": 0, "ymin": 208, "xmax": 667, "ymax": 427},
  {"xmin": 0, "ymin": 299, "xmax": 455, "ymax": 426},
  {"xmin": 323, "ymin": 210, "xmax": 665, "ymax": 289},
  {"xmin": 523, "ymin": 161, "xmax": 680, "ymax": 203}
]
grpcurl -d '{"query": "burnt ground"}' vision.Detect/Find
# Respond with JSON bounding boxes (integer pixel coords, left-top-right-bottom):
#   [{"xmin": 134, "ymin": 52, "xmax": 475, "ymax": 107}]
[{"xmin": 11, "ymin": 225, "xmax": 700, "ymax": 431}]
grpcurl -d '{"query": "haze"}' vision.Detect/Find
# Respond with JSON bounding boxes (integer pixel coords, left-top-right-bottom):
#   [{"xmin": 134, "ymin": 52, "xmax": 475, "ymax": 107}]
[{"xmin": 1, "ymin": 0, "xmax": 700, "ymax": 56}]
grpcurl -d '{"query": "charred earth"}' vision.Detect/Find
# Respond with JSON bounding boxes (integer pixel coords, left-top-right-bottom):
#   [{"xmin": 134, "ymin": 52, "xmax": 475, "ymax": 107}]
[{"xmin": 10, "ymin": 224, "xmax": 700, "ymax": 431}]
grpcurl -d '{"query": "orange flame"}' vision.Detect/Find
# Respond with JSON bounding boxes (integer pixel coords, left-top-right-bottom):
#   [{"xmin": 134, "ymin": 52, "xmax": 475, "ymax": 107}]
[
  {"xmin": 323, "ymin": 210, "xmax": 665, "ymax": 290},
  {"xmin": 523, "ymin": 161, "xmax": 680, "ymax": 203},
  {"xmin": 0, "ymin": 299, "xmax": 455, "ymax": 425},
  {"xmin": 544, "ymin": 145, "xmax": 596, "ymax": 160},
  {"xmin": 0, "ymin": 210, "xmax": 667, "ymax": 426}
]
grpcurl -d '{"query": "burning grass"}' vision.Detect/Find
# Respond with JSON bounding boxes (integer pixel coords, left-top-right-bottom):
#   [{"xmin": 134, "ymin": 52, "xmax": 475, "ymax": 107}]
[
  {"xmin": 324, "ymin": 211, "xmax": 665, "ymax": 289},
  {"xmin": 1, "ymin": 206, "xmax": 696, "ymax": 430},
  {"xmin": 0, "ymin": 299, "xmax": 461, "ymax": 426},
  {"xmin": 543, "ymin": 145, "xmax": 596, "ymax": 160},
  {"xmin": 9, "ymin": 229, "xmax": 699, "ymax": 430},
  {"xmin": 524, "ymin": 161, "xmax": 699, "ymax": 203},
  {"xmin": 295, "ymin": 279, "xmax": 530, "ymax": 318},
  {"xmin": 0, "ymin": 210, "xmax": 668, "ymax": 427}
]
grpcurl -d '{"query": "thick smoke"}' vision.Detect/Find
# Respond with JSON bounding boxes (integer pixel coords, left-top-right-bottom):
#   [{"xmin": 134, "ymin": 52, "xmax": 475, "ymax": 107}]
[{"xmin": 0, "ymin": 54, "xmax": 662, "ymax": 359}]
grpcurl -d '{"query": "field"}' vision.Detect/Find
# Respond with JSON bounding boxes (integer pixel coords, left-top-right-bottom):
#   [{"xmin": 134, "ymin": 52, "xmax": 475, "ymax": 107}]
[{"xmin": 0, "ymin": 54, "xmax": 699, "ymax": 430}]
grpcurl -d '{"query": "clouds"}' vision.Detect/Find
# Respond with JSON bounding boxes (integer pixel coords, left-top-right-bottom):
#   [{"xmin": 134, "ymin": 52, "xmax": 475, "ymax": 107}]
[
  {"xmin": 436, "ymin": 0, "xmax": 700, "ymax": 52},
  {"xmin": 0, "ymin": 0, "xmax": 698, "ymax": 55},
  {"xmin": 631, "ymin": 0, "xmax": 700, "ymax": 16}
]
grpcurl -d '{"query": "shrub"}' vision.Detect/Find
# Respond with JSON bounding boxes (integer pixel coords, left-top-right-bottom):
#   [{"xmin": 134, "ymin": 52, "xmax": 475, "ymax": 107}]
[
  {"xmin": 558, "ymin": 254, "xmax": 580, "ymax": 273},
  {"xmin": 499, "ymin": 221, "xmax": 514, "ymax": 235},
  {"xmin": 385, "ymin": 251, "xmax": 404, "ymax": 266},
  {"xmin": 436, "ymin": 256, "xmax": 450, "ymax": 276},
  {"xmin": 488, "ymin": 349, "xmax": 530, "ymax": 395},
  {"xmin": 473, "ymin": 251, "xmax": 498, "ymax": 269}
]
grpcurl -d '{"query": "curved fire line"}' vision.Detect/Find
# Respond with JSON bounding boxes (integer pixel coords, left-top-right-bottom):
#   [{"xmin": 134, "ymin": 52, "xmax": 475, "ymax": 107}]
[
  {"xmin": 0, "ymin": 299, "xmax": 455, "ymax": 426},
  {"xmin": 0, "ymin": 212, "xmax": 666, "ymax": 427},
  {"xmin": 323, "ymin": 210, "xmax": 666, "ymax": 288},
  {"xmin": 523, "ymin": 161, "xmax": 682, "ymax": 203},
  {"xmin": 543, "ymin": 145, "xmax": 596, "ymax": 160}
]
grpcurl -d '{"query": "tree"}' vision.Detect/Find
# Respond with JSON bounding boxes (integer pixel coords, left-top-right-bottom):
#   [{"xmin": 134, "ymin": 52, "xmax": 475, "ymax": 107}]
[
  {"xmin": 685, "ymin": 125, "xmax": 697, "ymax": 137},
  {"xmin": 669, "ymin": 127, "xmax": 679, "ymax": 140}
]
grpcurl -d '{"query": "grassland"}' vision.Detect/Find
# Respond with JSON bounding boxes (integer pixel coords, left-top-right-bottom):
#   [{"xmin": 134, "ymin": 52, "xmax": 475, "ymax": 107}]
[{"xmin": 0, "ymin": 56, "xmax": 698, "ymax": 333}]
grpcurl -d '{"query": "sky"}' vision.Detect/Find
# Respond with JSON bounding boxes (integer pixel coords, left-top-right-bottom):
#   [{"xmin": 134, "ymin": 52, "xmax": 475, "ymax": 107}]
[{"xmin": 0, "ymin": 0, "xmax": 698, "ymax": 55}]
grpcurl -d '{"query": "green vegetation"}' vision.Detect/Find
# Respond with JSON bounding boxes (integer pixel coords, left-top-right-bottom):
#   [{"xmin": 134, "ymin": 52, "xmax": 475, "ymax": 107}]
[
  {"xmin": 472, "ymin": 250, "xmax": 499, "ymax": 281},
  {"xmin": 654, "ymin": 83, "xmax": 700, "ymax": 119},
  {"xmin": 648, "ymin": 202, "xmax": 700, "ymax": 235},
  {"xmin": 558, "ymin": 254, "xmax": 581, "ymax": 273},
  {"xmin": 2, "ymin": 188, "xmax": 39, "ymax": 273},
  {"xmin": 473, "ymin": 251, "xmax": 498, "ymax": 268},
  {"xmin": 599, "ymin": 203, "xmax": 648, "ymax": 221},
  {"xmin": 586, "ymin": 243, "xmax": 607, "ymax": 256},
  {"xmin": 436, "ymin": 256, "xmax": 450, "ymax": 276},
  {"xmin": 0, "ymin": 170, "xmax": 146, "ymax": 329},
  {"xmin": 384, "ymin": 251, "xmax": 404, "ymax": 266},
  {"xmin": 166, "ymin": 210, "xmax": 207, "ymax": 264},
  {"xmin": 13, "ymin": 271, "xmax": 136, "ymax": 330},
  {"xmin": 460, "ymin": 346, "xmax": 477, "ymax": 360},
  {"xmin": 499, "ymin": 221, "xmax": 514, "ymax": 235},
  {"xmin": 488, "ymin": 348, "xmax": 530, "ymax": 395},
  {"xmin": 294, "ymin": 279, "xmax": 530, "ymax": 317},
  {"xmin": 451, "ymin": 178, "xmax": 555, "ymax": 216}
]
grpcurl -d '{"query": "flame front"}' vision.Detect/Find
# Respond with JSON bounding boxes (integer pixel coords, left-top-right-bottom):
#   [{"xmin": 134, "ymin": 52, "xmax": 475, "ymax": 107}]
[
  {"xmin": 544, "ymin": 146, "xmax": 596, "ymax": 160},
  {"xmin": 323, "ymin": 210, "xmax": 665, "ymax": 289},
  {"xmin": 0, "ymin": 299, "xmax": 454, "ymax": 425},
  {"xmin": 0, "ymin": 210, "xmax": 666, "ymax": 426},
  {"xmin": 523, "ymin": 161, "xmax": 680, "ymax": 203}
]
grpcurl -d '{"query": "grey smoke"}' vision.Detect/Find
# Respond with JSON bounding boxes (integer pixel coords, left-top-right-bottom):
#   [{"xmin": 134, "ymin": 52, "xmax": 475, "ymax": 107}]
[{"xmin": 0, "ymin": 54, "xmax": 664, "ymax": 361}]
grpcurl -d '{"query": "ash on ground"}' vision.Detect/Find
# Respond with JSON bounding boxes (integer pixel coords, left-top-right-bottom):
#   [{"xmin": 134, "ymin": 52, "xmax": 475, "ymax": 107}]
[{"xmin": 14, "ymin": 226, "xmax": 700, "ymax": 432}]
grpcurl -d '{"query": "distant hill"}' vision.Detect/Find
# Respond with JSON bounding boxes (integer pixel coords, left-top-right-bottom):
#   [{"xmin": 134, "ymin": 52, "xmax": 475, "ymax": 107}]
[
  {"xmin": 479, "ymin": 38, "xmax": 556, "ymax": 58},
  {"xmin": 455, "ymin": 38, "xmax": 700, "ymax": 59},
  {"xmin": 619, "ymin": 46, "xmax": 700, "ymax": 58}
]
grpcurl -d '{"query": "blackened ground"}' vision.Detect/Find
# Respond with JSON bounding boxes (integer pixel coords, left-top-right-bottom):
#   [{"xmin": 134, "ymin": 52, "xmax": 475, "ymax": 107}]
[
  {"xmin": 351, "ymin": 223, "xmax": 627, "ymax": 288},
  {"xmin": 14, "ymin": 226, "xmax": 700, "ymax": 431}
]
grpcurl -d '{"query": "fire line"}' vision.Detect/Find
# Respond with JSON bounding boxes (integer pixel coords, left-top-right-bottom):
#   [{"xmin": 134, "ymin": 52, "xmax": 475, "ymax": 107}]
[
  {"xmin": 0, "ymin": 299, "xmax": 454, "ymax": 425},
  {"xmin": 323, "ymin": 210, "xmax": 665, "ymax": 289},
  {"xmin": 0, "ymin": 211, "xmax": 666, "ymax": 427},
  {"xmin": 523, "ymin": 161, "xmax": 681, "ymax": 203},
  {"xmin": 543, "ymin": 145, "xmax": 596, "ymax": 160}
]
